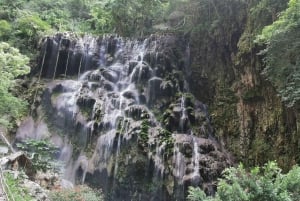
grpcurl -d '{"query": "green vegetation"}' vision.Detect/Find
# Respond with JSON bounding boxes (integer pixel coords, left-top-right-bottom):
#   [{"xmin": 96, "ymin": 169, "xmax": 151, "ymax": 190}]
[
  {"xmin": 4, "ymin": 171, "xmax": 34, "ymax": 201},
  {"xmin": 101, "ymin": 0, "xmax": 167, "ymax": 36},
  {"xmin": 237, "ymin": 0, "xmax": 287, "ymax": 55},
  {"xmin": 49, "ymin": 185, "xmax": 104, "ymax": 201},
  {"xmin": 139, "ymin": 119, "xmax": 150, "ymax": 146},
  {"xmin": 0, "ymin": 0, "xmax": 169, "ymax": 53},
  {"xmin": 256, "ymin": 0, "xmax": 300, "ymax": 107},
  {"xmin": 0, "ymin": 42, "xmax": 30, "ymax": 128},
  {"xmin": 188, "ymin": 161, "xmax": 300, "ymax": 201},
  {"xmin": 158, "ymin": 128, "xmax": 174, "ymax": 157},
  {"xmin": 16, "ymin": 139, "xmax": 59, "ymax": 172}
]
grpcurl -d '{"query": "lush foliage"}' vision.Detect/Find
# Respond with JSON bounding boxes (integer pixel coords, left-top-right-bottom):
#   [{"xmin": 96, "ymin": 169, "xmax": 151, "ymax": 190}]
[
  {"xmin": 87, "ymin": 0, "xmax": 168, "ymax": 36},
  {"xmin": 0, "ymin": 0, "xmax": 168, "ymax": 44},
  {"xmin": 110, "ymin": 0, "xmax": 167, "ymax": 36},
  {"xmin": 0, "ymin": 42, "xmax": 30, "ymax": 127},
  {"xmin": 237, "ymin": 0, "xmax": 287, "ymax": 55},
  {"xmin": 3, "ymin": 171, "xmax": 34, "ymax": 201},
  {"xmin": 256, "ymin": 0, "xmax": 300, "ymax": 107},
  {"xmin": 16, "ymin": 139, "xmax": 59, "ymax": 172},
  {"xmin": 187, "ymin": 161, "xmax": 300, "ymax": 201},
  {"xmin": 49, "ymin": 185, "xmax": 104, "ymax": 201}
]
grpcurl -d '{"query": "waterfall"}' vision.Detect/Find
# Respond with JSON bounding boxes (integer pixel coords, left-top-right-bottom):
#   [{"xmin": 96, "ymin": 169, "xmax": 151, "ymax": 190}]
[
  {"xmin": 53, "ymin": 40, "xmax": 61, "ymax": 79},
  {"xmin": 179, "ymin": 95, "xmax": 188, "ymax": 133},
  {"xmin": 192, "ymin": 137, "xmax": 200, "ymax": 178},
  {"xmin": 173, "ymin": 143, "xmax": 186, "ymax": 183},
  {"xmin": 18, "ymin": 33, "xmax": 232, "ymax": 200},
  {"xmin": 48, "ymin": 36, "xmax": 159, "ymax": 184}
]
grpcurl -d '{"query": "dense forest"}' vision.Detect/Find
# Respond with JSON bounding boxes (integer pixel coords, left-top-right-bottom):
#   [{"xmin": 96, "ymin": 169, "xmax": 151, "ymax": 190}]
[{"xmin": 0, "ymin": 0, "xmax": 299, "ymax": 200}]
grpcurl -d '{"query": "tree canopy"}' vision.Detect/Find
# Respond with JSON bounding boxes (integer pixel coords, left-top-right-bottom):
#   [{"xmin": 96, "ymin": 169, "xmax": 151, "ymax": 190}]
[
  {"xmin": 256, "ymin": 0, "xmax": 300, "ymax": 107},
  {"xmin": 188, "ymin": 161, "xmax": 300, "ymax": 201},
  {"xmin": 0, "ymin": 42, "xmax": 30, "ymax": 127}
]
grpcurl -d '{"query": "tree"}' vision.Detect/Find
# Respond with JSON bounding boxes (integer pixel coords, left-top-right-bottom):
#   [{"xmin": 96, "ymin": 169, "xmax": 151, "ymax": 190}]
[
  {"xmin": 94, "ymin": 0, "xmax": 167, "ymax": 36},
  {"xmin": 256, "ymin": 0, "xmax": 300, "ymax": 107},
  {"xmin": 88, "ymin": 1, "xmax": 114, "ymax": 34},
  {"xmin": 0, "ymin": 42, "xmax": 30, "ymax": 127},
  {"xmin": 0, "ymin": 20, "xmax": 11, "ymax": 39},
  {"xmin": 15, "ymin": 12, "xmax": 51, "ymax": 49}
]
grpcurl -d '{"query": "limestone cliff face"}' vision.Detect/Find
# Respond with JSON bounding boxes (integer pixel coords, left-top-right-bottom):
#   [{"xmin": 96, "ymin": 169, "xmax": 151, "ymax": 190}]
[
  {"xmin": 188, "ymin": 0, "xmax": 299, "ymax": 170},
  {"xmin": 19, "ymin": 33, "xmax": 233, "ymax": 201}
]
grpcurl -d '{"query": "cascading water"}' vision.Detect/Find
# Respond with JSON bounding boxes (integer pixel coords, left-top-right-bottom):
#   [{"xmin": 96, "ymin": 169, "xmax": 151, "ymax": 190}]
[
  {"xmin": 179, "ymin": 95, "xmax": 188, "ymax": 133},
  {"xmin": 17, "ymin": 33, "xmax": 232, "ymax": 201},
  {"xmin": 191, "ymin": 137, "xmax": 200, "ymax": 178}
]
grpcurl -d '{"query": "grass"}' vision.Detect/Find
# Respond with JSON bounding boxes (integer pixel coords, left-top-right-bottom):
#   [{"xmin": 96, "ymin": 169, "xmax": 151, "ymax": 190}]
[{"xmin": 3, "ymin": 171, "xmax": 33, "ymax": 201}]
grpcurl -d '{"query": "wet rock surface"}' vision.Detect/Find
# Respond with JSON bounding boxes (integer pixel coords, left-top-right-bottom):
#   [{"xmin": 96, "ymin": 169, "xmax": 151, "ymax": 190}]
[{"xmin": 21, "ymin": 34, "xmax": 233, "ymax": 201}]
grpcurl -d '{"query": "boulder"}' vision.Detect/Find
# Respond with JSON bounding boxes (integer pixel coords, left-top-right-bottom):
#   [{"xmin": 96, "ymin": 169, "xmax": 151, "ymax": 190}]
[
  {"xmin": 102, "ymin": 69, "xmax": 119, "ymax": 83},
  {"xmin": 128, "ymin": 61, "xmax": 138, "ymax": 75},
  {"xmin": 122, "ymin": 90, "xmax": 138, "ymax": 100},
  {"xmin": 1, "ymin": 152, "xmax": 34, "ymax": 176},
  {"xmin": 148, "ymin": 77, "xmax": 163, "ymax": 103},
  {"xmin": 130, "ymin": 63, "xmax": 152, "ymax": 83}
]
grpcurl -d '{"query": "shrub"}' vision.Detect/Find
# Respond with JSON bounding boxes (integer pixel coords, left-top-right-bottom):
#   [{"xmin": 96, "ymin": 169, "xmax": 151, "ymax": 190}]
[
  {"xmin": 49, "ymin": 185, "xmax": 104, "ymax": 201},
  {"xmin": 16, "ymin": 139, "xmax": 59, "ymax": 172},
  {"xmin": 0, "ymin": 20, "xmax": 11, "ymax": 39},
  {"xmin": 187, "ymin": 161, "xmax": 300, "ymax": 201}
]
